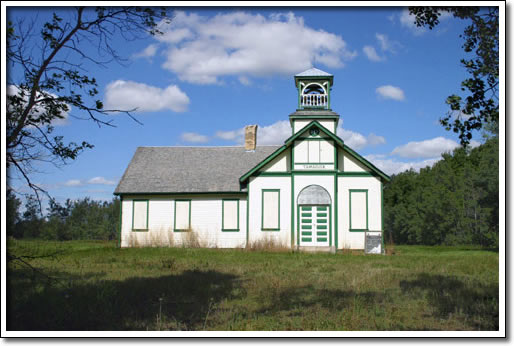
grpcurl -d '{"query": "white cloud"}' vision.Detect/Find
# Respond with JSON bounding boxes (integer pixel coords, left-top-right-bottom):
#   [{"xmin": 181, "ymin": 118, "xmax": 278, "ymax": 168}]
[
  {"xmin": 375, "ymin": 33, "xmax": 400, "ymax": 53},
  {"xmin": 7, "ymin": 85, "xmax": 70, "ymax": 126},
  {"xmin": 63, "ymin": 179, "xmax": 83, "ymax": 187},
  {"xmin": 216, "ymin": 128, "xmax": 245, "ymax": 141},
  {"xmin": 216, "ymin": 120, "xmax": 291, "ymax": 145},
  {"xmin": 156, "ymin": 11, "xmax": 357, "ymax": 84},
  {"xmin": 133, "ymin": 44, "xmax": 158, "ymax": 59},
  {"xmin": 363, "ymin": 46, "xmax": 383, "ymax": 62},
  {"xmin": 391, "ymin": 136, "xmax": 460, "ymax": 159},
  {"xmin": 87, "ymin": 177, "xmax": 117, "ymax": 185},
  {"xmin": 365, "ymin": 155, "xmax": 440, "ymax": 175},
  {"xmin": 376, "ymin": 85, "xmax": 405, "ymax": 101},
  {"xmin": 181, "ymin": 132, "xmax": 209, "ymax": 143},
  {"xmin": 337, "ymin": 127, "xmax": 386, "ymax": 150},
  {"xmin": 104, "ymin": 80, "xmax": 190, "ymax": 113}
]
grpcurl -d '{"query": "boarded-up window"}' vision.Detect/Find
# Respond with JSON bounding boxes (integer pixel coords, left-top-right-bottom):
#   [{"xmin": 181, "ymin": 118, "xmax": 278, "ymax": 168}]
[
  {"xmin": 308, "ymin": 141, "xmax": 320, "ymax": 163},
  {"xmin": 294, "ymin": 140, "xmax": 308, "ymax": 162},
  {"xmin": 174, "ymin": 200, "xmax": 191, "ymax": 231},
  {"xmin": 222, "ymin": 200, "xmax": 239, "ymax": 231},
  {"xmin": 132, "ymin": 200, "xmax": 148, "ymax": 230},
  {"xmin": 319, "ymin": 140, "xmax": 334, "ymax": 163},
  {"xmin": 262, "ymin": 190, "xmax": 280, "ymax": 230},
  {"xmin": 350, "ymin": 190, "xmax": 368, "ymax": 231}
]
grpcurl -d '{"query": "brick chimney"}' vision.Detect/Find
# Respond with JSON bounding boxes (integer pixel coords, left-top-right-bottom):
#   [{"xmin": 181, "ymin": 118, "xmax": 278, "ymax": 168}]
[{"xmin": 244, "ymin": 125, "xmax": 258, "ymax": 151}]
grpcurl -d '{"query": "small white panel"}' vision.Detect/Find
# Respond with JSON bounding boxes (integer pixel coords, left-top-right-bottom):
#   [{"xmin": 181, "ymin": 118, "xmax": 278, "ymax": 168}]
[
  {"xmin": 308, "ymin": 141, "xmax": 320, "ymax": 163},
  {"xmin": 350, "ymin": 192, "xmax": 367, "ymax": 229},
  {"xmin": 319, "ymin": 140, "xmax": 334, "ymax": 163},
  {"xmin": 295, "ymin": 141, "xmax": 308, "ymax": 163},
  {"xmin": 133, "ymin": 201, "xmax": 147, "ymax": 229},
  {"xmin": 223, "ymin": 200, "xmax": 238, "ymax": 229},
  {"xmin": 262, "ymin": 191, "xmax": 279, "ymax": 229},
  {"xmin": 175, "ymin": 201, "xmax": 190, "ymax": 230}
]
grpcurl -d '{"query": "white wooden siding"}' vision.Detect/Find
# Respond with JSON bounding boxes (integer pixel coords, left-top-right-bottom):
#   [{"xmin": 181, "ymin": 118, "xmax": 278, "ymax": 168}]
[
  {"xmin": 248, "ymin": 176, "xmax": 291, "ymax": 247},
  {"xmin": 120, "ymin": 196, "xmax": 246, "ymax": 248},
  {"xmin": 294, "ymin": 141, "xmax": 308, "ymax": 163},
  {"xmin": 337, "ymin": 177, "xmax": 381, "ymax": 249},
  {"xmin": 319, "ymin": 140, "xmax": 334, "ymax": 162},
  {"xmin": 338, "ymin": 150, "xmax": 370, "ymax": 172},
  {"xmin": 293, "ymin": 119, "xmax": 336, "ymax": 134},
  {"xmin": 262, "ymin": 149, "xmax": 289, "ymax": 172}
]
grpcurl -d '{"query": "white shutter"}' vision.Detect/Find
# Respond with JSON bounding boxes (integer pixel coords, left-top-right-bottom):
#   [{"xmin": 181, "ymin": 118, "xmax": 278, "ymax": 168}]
[
  {"xmin": 294, "ymin": 140, "xmax": 308, "ymax": 163},
  {"xmin": 133, "ymin": 200, "xmax": 148, "ymax": 229},
  {"xmin": 175, "ymin": 201, "xmax": 190, "ymax": 230},
  {"xmin": 350, "ymin": 191, "xmax": 367, "ymax": 230},
  {"xmin": 262, "ymin": 190, "xmax": 279, "ymax": 229},
  {"xmin": 308, "ymin": 141, "xmax": 320, "ymax": 163},
  {"xmin": 319, "ymin": 140, "xmax": 334, "ymax": 163},
  {"xmin": 223, "ymin": 200, "xmax": 239, "ymax": 230}
]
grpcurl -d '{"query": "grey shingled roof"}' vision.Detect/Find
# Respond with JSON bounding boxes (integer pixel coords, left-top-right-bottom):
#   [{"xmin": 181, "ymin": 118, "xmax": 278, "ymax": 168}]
[
  {"xmin": 289, "ymin": 110, "xmax": 339, "ymax": 117},
  {"xmin": 295, "ymin": 68, "xmax": 332, "ymax": 77},
  {"xmin": 114, "ymin": 146, "xmax": 281, "ymax": 194}
]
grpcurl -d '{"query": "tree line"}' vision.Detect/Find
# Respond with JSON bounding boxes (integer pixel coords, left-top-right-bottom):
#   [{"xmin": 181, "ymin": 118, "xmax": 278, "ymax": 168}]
[
  {"xmin": 7, "ymin": 194, "xmax": 120, "ymax": 241},
  {"xmin": 383, "ymin": 136, "xmax": 499, "ymax": 248}
]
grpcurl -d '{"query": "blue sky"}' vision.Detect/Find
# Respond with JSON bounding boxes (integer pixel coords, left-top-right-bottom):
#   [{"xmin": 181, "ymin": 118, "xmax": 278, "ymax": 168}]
[{"xmin": 7, "ymin": 6, "xmax": 488, "ymax": 206}]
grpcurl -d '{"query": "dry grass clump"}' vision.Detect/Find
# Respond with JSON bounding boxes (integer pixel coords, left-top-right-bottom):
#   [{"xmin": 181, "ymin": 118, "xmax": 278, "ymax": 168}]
[{"xmin": 246, "ymin": 236, "xmax": 290, "ymax": 252}]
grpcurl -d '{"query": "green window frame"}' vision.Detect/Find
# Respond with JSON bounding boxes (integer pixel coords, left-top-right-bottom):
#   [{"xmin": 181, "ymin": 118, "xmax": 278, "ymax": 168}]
[
  {"xmin": 174, "ymin": 199, "xmax": 192, "ymax": 232},
  {"xmin": 132, "ymin": 199, "xmax": 149, "ymax": 231},
  {"xmin": 261, "ymin": 189, "xmax": 280, "ymax": 231},
  {"xmin": 222, "ymin": 199, "xmax": 240, "ymax": 232},
  {"xmin": 349, "ymin": 189, "xmax": 368, "ymax": 232}
]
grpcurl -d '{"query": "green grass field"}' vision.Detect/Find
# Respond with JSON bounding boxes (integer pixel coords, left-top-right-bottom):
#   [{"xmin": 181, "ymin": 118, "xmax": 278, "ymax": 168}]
[{"xmin": 6, "ymin": 239, "xmax": 499, "ymax": 331}]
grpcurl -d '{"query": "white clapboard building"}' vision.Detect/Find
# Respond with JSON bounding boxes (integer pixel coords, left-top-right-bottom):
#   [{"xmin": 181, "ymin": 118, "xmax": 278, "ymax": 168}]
[{"xmin": 115, "ymin": 68, "xmax": 390, "ymax": 252}]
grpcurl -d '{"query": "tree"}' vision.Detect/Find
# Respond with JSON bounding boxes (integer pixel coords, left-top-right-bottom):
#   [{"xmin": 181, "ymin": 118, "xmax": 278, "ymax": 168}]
[
  {"xmin": 409, "ymin": 6, "xmax": 499, "ymax": 146},
  {"xmin": 7, "ymin": 7, "xmax": 171, "ymax": 209},
  {"xmin": 6, "ymin": 188, "xmax": 22, "ymax": 238}
]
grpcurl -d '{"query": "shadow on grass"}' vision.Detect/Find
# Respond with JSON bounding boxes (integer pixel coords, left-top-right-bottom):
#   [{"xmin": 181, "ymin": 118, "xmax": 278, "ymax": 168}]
[
  {"xmin": 400, "ymin": 273, "xmax": 499, "ymax": 330},
  {"xmin": 7, "ymin": 269, "xmax": 240, "ymax": 331},
  {"xmin": 257, "ymin": 284, "xmax": 386, "ymax": 314}
]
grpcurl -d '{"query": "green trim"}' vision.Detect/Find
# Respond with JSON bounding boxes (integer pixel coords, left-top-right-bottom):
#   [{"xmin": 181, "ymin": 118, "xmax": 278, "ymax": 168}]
[
  {"xmin": 301, "ymin": 225, "xmax": 312, "ymax": 229},
  {"xmin": 317, "ymin": 231, "xmax": 327, "ymax": 236},
  {"xmin": 291, "ymin": 174, "xmax": 294, "ymax": 248},
  {"xmin": 285, "ymin": 121, "xmax": 344, "ymax": 147},
  {"xmin": 381, "ymin": 181, "xmax": 385, "ymax": 253},
  {"xmin": 337, "ymin": 172, "xmax": 379, "ymax": 177},
  {"xmin": 301, "ymin": 213, "xmax": 312, "ymax": 217},
  {"xmin": 292, "ymin": 171, "xmax": 337, "ymax": 175},
  {"xmin": 240, "ymin": 145, "xmax": 288, "ymax": 182},
  {"xmin": 349, "ymin": 189, "xmax": 368, "ymax": 232},
  {"xmin": 261, "ymin": 189, "xmax": 280, "ymax": 231},
  {"xmin": 246, "ymin": 187, "xmax": 250, "ymax": 246},
  {"xmin": 302, "ymin": 231, "xmax": 312, "ymax": 236},
  {"xmin": 334, "ymin": 174, "xmax": 338, "ymax": 250},
  {"xmin": 117, "ymin": 196, "xmax": 123, "ymax": 248},
  {"xmin": 317, "ymin": 213, "xmax": 327, "ymax": 217},
  {"xmin": 318, "ymin": 225, "xmax": 327, "ymax": 230},
  {"xmin": 301, "ymin": 206, "xmax": 312, "ymax": 211},
  {"xmin": 116, "ymin": 191, "xmax": 247, "ymax": 196},
  {"xmin": 289, "ymin": 115, "xmax": 340, "ymax": 120},
  {"xmin": 253, "ymin": 172, "xmax": 291, "ymax": 177},
  {"xmin": 301, "ymin": 238, "xmax": 312, "ymax": 242},
  {"xmin": 327, "ymin": 80, "xmax": 331, "ymax": 109},
  {"xmin": 317, "ymin": 237, "xmax": 327, "ymax": 242},
  {"xmin": 222, "ymin": 199, "xmax": 240, "ymax": 232},
  {"xmin": 343, "ymin": 144, "xmax": 390, "ymax": 182},
  {"xmin": 131, "ymin": 199, "xmax": 149, "ymax": 231},
  {"xmin": 174, "ymin": 199, "xmax": 192, "ymax": 232}
]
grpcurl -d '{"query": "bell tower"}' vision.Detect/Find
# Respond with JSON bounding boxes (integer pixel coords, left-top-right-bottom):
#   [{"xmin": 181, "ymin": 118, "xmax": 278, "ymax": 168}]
[{"xmin": 290, "ymin": 68, "xmax": 340, "ymax": 134}]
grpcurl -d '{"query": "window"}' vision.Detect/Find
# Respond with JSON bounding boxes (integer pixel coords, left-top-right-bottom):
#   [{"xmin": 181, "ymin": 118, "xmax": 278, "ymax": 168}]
[
  {"xmin": 294, "ymin": 140, "xmax": 334, "ymax": 164},
  {"xmin": 174, "ymin": 200, "xmax": 191, "ymax": 232},
  {"xmin": 222, "ymin": 199, "xmax": 239, "ymax": 232},
  {"xmin": 132, "ymin": 200, "xmax": 149, "ymax": 231},
  {"xmin": 349, "ymin": 189, "xmax": 368, "ymax": 231},
  {"xmin": 262, "ymin": 189, "xmax": 280, "ymax": 230}
]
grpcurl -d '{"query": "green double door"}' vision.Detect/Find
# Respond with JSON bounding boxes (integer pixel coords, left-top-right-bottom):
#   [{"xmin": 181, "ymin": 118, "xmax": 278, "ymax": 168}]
[{"xmin": 299, "ymin": 205, "xmax": 330, "ymax": 246}]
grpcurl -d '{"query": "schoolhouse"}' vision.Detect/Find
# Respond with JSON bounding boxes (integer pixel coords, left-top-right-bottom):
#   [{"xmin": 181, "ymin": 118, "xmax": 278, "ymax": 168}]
[{"xmin": 114, "ymin": 68, "xmax": 390, "ymax": 252}]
